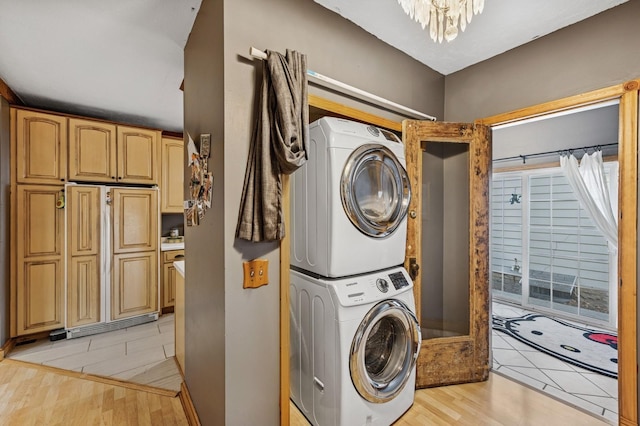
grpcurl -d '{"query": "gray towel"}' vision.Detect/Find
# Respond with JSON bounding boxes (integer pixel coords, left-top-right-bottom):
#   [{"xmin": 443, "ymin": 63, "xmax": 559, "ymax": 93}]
[{"xmin": 236, "ymin": 49, "xmax": 309, "ymax": 242}]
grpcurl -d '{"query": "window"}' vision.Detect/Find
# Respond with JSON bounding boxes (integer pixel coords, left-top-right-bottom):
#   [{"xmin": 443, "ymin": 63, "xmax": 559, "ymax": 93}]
[{"xmin": 491, "ymin": 162, "xmax": 618, "ymax": 328}]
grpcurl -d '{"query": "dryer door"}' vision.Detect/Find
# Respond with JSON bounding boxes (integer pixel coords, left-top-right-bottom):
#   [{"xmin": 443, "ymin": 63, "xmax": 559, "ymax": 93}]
[
  {"xmin": 350, "ymin": 299, "xmax": 421, "ymax": 403},
  {"xmin": 341, "ymin": 144, "xmax": 411, "ymax": 237}
]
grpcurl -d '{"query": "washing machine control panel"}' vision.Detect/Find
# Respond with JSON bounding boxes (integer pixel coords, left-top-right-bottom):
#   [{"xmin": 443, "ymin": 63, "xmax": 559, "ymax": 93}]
[{"xmin": 388, "ymin": 271, "xmax": 410, "ymax": 290}]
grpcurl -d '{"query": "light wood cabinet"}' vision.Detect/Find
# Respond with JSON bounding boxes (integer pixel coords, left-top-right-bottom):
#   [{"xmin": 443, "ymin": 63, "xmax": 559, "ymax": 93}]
[
  {"xmin": 69, "ymin": 120, "xmax": 158, "ymax": 185},
  {"xmin": 68, "ymin": 118, "xmax": 117, "ymax": 183},
  {"xmin": 117, "ymin": 126, "xmax": 159, "ymax": 185},
  {"xmin": 15, "ymin": 185, "xmax": 65, "ymax": 335},
  {"xmin": 111, "ymin": 187, "xmax": 159, "ymax": 321},
  {"xmin": 13, "ymin": 109, "xmax": 67, "ymax": 184},
  {"xmin": 66, "ymin": 186, "xmax": 101, "ymax": 328},
  {"xmin": 112, "ymin": 188, "xmax": 158, "ymax": 254},
  {"xmin": 160, "ymin": 136, "xmax": 184, "ymax": 213},
  {"xmin": 175, "ymin": 269, "xmax": 185, "ymax": 373},
  {"xmin": 161, "ymin": 250, "xmax": 184, "ymax": 312},
  {"xmin": 111, "ymin": 252, "xmax": 158, "ymax": 320}
]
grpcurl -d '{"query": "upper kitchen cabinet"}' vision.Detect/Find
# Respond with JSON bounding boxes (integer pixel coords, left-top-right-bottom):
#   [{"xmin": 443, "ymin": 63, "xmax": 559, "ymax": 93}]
[
  {"xmin": 160, "ymin": 136, "xmax": 184, "ymax": 213},
  {"xmin": 69, "ymin": 120, "xmax": 159, "ymax": 185},
  {"xmin": 117, "ymin": 126, "xmax": 159, "ymax": 185},
  {"xmin": 13, "ymin": 109, "xmax": 68, "ymax": 184},
  {"xmin": 68, "ymin": 118, "xmax": 117, "ymax": 183}
]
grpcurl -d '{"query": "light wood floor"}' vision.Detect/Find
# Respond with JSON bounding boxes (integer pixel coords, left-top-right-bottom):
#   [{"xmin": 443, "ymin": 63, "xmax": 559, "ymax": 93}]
[
  {"xmin": 291, "ymin": 373, "xmax": 610, "ymax": 425},
  {"xmin": 0, "ymin": 359, "xmax": 188, "ymax": 425}
]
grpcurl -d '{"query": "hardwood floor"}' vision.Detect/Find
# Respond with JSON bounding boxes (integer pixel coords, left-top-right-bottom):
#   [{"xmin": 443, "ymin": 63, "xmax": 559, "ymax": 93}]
[
  {"xmin": 0, "ymin": 359, "xmax": 188, "ymax": 425},
  {"xmin": 291, "ymin": 373, "xmax": 610, "ymax": 425}
]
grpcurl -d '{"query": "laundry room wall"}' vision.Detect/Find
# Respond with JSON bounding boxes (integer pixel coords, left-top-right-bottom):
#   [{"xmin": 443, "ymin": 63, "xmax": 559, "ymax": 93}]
[
  {"xmin": 443, "ymin": 0, "xmax": 640, "ymax": 122},
  {"xmin": 183, "ymin": 0, "xmax": 444, "ymax": 424}
]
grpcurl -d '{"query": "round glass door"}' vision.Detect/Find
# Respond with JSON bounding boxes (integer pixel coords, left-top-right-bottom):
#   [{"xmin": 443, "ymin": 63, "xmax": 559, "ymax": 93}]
[
  {"xmin": 349, "ymin": 299, "xmax": 421, "ymax": 403},
  {"xmin": 341, "ymin": 144, "xmax": 411, "ymax": 237}
]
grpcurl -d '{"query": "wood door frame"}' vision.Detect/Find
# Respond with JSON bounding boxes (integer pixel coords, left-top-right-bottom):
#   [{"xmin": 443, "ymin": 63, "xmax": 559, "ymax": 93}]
[
  {"xmin": 279, "ymin": 96, "xmax": 403, "ymax": 425},
  {"xmin": 476, "ymin": 79, "xmax": 639, "ymax": 426}
]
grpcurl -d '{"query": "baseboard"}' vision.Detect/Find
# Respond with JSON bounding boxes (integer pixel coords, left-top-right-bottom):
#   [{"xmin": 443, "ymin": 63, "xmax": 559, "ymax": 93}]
[{"xmin": 179, "ymin": 381, "xmax": 201, "ymax": 426}]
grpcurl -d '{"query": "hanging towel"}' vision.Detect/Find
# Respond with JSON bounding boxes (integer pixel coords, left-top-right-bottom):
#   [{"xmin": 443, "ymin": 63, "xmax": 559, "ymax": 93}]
[{"xmin": 236, "ymin": 49, "xmax": 309, "ymax": 242}]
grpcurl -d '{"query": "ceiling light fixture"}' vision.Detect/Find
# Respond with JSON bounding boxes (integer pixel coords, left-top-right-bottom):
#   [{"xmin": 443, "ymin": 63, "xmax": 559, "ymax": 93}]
[{"xmin": 397, "ymin": 0, "xmax": 485, "ymax": 43}]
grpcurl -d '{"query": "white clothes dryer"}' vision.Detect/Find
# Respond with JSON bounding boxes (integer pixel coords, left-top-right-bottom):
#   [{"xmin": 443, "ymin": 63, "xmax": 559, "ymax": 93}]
[
  {"xmin": 291, "ymin": 117, "xmax": 411, "ymax": 278},
  {"xmin": 290, "ymin": 266, "xmax": 421, "ymax": 426}
]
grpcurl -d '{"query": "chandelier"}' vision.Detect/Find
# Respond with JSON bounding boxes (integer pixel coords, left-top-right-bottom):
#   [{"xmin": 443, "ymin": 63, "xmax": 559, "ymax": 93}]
[{"xmin": 397, "ymin": 0, "xmax": 485, "ymax": 43}]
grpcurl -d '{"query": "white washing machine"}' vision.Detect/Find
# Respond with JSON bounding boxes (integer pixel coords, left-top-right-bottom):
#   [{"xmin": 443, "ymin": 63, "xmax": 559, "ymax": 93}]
[
  {"xmin": 290, "ymin": 266, "xmax": 421, "ymax": 426},
  {"xmin": 291, "ymin": 117, "xmax": 411, "ymax": 278}
]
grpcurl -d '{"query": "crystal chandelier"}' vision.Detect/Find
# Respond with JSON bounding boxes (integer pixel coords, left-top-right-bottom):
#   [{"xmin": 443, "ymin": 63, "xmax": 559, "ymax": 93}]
[{"xmin": 397, "ymin": 0, "xmax": 485, "ymax": 43}]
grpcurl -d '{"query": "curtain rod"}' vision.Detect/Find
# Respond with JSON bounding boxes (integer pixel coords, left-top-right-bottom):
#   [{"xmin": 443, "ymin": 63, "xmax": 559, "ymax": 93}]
[
  {"xmin": 249, "ymin": 47, "xmax": 436, "ymax": 122},
  {"xmin": 493, "ymin": 142, "xmax": 619, "ymax": 164}
]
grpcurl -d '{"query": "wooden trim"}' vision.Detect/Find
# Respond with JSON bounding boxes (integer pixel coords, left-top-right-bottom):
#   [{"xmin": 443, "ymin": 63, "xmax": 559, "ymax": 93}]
[
  {"xmin": 477, "ymin": 80, "xmax": 640, "ymax": 127},
  {"xmin": 309, "ymin": 94, "xmax": 402, "ymax": 132},
  {"xmin": 280, "ymin": 175, "xmax": 291, "ymax": 426},
  {"xmin": 2, "ymin": 359, "xmax": 179, "ymax": 397},
  {"xmin": 0, "ymin": 76, "xmax": 21, "ymax": 104},
  {"xmin": 493, "ymin": 155, "xmax": 619, "ymax": 174},
  {"xmin": 179, "ymin": 381, "xmax": 202, "ymax": 426},
  {"xmin": 0, "ymin": 338, "xmax": 16, "ymax": 360},
  {"xmin": 618, "ymin": 89, "xmax": 638, "ymax": 425},
  {"xmin": 477, "ymin": 79, "xmax": 639, "ymax": 426},
  {"xmin": 9, "ymin": 107, "xmax": 17, "ymax": 337}
]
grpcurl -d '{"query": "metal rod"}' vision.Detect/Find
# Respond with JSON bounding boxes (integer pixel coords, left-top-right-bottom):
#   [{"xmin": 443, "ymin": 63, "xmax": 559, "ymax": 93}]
[
  {"xmin": 249, "ymin": 47, "xmax": 436, "ymax": 121},
  {"xmin": 493, "ymin": 142, "xmax": 619, "ymax": 163}
]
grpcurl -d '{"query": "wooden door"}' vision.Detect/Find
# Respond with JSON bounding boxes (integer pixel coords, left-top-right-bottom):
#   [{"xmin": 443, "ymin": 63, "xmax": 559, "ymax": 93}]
[
  {"xmin": 117, "ymin": 126, "xmax": 159, "ymax": 185},
  {"xmin": 111, "ymin": 251, "xmax": 158, "ymax": 320},
  {"xmin": 15, "ymin": 185, "xmax": 65, "ymax": 335},
  {"xmin": 160, "ymin": 136, "xmax": 184, "ymax": 213},
  {"xmin": 112, "ymin": 187, "xmax": 158, "ymax": 254},
  {"xmin": 403, "ymin": 120, "xmax": 491, "ymax": 388},
  {"xmin": 14, "ymin": 109, "xmax": 67, "ymax": 184},
  {"xmin": 66, "ymin": 185, "xmax": 101, "ymax": 327},
  {"xmin": 68, "ymin": 118, "xmax": 117, "ymax": 183}
]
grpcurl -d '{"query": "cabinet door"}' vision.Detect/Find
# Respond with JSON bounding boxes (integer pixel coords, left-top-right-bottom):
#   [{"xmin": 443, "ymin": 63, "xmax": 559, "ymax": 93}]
[
  {"xmin": 112, "ymin": 188, "xmax": 158, "ymax": 254},
  {"xmin": 14, "ymin": 109, "xmax": 67, "ymax": 184},
  {"xmin": 112, "ymin": 251, "xmax": 158, "ymax": 320},
  {"xmin": 15, "ymin": 185, "xmax": 65, "ymax": 335},
  {"xmin": 68, "ymin": 118, "xmax": 117, "ymax": 183},
  {"xmin": 66, "ymin": 185, "xmax": 101, "ymax": 328},
  {"xmin": 160, "ymin": 136, "xmax": 184, "ymax": 213},
  {"xmin": 67, "ymin": 256, "xmax": 100, "ymax": 327},
  {"xmin": 162, "ymin": 262, "xmax": 177, "ymax": 309},
  {"xmin": 117, "ymin": 126, "xmax": 159, "ymax": 185}
]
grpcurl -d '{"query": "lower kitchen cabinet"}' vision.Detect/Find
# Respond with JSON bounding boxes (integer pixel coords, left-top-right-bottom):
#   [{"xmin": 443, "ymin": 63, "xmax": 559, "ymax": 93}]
[
  {"xmin": 112, "ymin": 251, "xmax": 158, "ymax": 321},
  {"xmin": 67, "ymin": 255, "xmax": 100, "ymax": 328},
  {"xmin": 161, "ymin": 250, "xmax": 184, "ymax": 313}
]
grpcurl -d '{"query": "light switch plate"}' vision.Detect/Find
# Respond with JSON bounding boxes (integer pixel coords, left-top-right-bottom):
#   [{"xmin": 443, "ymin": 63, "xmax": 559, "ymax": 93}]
[{"xmin": 243, "ymin": 259, "xmax": 269, "ymax": 289}]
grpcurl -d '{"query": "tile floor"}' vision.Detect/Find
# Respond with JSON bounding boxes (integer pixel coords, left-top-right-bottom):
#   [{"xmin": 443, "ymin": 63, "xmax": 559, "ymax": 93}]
[
  {"xmin": 7, "ymin": 313, "xmax": 182, "ymax": 392},
  {"xmin": 492, "ymin": 301, "xmax": 618, "ymax": 424}
]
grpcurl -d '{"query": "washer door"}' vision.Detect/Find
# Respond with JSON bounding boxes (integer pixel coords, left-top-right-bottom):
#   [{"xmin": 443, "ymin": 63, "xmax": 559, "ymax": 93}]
[
  {"xmin": 341, "ymin": 144, "xmax": 411, "ymax": 237},
  {"xmin": 350, "ymin": 299, "xmax": 421, "ymax": 403}
]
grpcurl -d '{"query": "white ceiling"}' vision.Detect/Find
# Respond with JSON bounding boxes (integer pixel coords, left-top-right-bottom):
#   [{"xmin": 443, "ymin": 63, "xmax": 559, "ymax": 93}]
[
  {"xmin": 313, "ymin": 0, "xmax": 628, "ymax": 75},
  {"xmin": 0, "ymin": 0, "xmax": 629, "ymax": 132}
]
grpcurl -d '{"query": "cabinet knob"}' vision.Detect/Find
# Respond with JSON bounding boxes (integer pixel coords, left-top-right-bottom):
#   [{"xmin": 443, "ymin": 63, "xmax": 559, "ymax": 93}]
[
  {"xmin": 60, "ymin": 178, "xmax": 65, "ymax": 182},
  {"xmin": 111, "ymin": 176, "xmax": 115, "ymax": 179}
]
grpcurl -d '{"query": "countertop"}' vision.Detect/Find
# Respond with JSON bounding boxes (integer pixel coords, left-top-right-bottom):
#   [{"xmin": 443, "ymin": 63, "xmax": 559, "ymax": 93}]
[{"xmin": 174, "ymin": 260, "xmax": 185, "ymax": 278}]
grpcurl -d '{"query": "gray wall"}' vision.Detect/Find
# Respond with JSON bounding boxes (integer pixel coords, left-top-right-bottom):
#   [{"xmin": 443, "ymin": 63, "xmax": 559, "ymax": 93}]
[
  {"xmin": 444, "ymin": 1, "xmax": 640, "ymax": 122},
  {"xmin": 0, "ymin": 97, "xmax": 9, "ymax": 346},
  {"xmin": 184, "ymin": 0, "xmax": 443, "ymax": 424}
]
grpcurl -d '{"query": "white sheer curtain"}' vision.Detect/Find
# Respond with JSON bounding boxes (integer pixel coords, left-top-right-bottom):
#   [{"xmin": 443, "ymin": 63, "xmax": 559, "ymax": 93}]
[{"xmin": 560, "ymin": 150, "xmax": 618, "ymax": 247}]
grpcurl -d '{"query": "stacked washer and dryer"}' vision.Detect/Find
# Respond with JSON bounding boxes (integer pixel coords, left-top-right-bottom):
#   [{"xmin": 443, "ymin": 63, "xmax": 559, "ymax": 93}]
[{"xmin": 290, "ymin": 117, "xmax": 421, "ymax": 425}]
